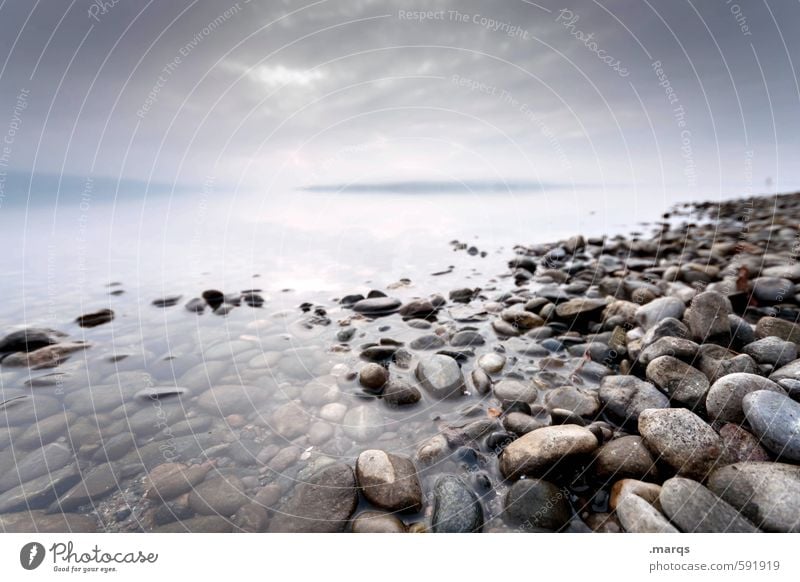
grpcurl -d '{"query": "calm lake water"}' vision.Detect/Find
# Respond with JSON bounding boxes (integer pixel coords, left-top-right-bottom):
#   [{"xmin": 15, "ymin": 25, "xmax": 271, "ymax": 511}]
[{"xmin": 0, "ymin": 185, "xmax": 697, "ymax": 532}]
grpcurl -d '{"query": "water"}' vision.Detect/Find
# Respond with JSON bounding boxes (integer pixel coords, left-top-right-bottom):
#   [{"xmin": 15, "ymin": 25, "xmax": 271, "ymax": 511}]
[{"xmin": 0, "ymin": 186, "xmax": 676, "ymax": 531}]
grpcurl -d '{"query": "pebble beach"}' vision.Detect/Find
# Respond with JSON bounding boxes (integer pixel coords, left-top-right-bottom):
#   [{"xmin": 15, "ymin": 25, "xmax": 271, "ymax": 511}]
[{"xmin": 2, "ymin": 190, "xmax": 800, "ymax": 533}]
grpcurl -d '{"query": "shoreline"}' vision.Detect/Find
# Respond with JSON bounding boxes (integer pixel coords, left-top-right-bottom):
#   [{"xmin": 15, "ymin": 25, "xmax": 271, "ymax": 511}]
[{"xmin": 1, "ymin": 190, "xmax": 800, "ymax": 533}]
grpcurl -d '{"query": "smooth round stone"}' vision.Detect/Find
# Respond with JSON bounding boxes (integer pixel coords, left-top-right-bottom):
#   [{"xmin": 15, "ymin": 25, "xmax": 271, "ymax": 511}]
[
  {"xmin": 16, "ymin": 411, "xmax": 75, "ymax": 449},
  {"xmin": 301, "ymin": 376, "xmax": 341, "ymax": 405},
  {"xmin": 684, "ymin": 291, "xmax": 732, "ymax": 341},
  {"xmin": 308, "ymin": 422, "xmax": 334, "ymax": 446},
  {"xmin": 51, "ymin": 463, "xmax": 119, "ymax": 511},
  {"xmin": 697, "ymin": 344, "xmax": 759, "ymax": 384},
  {"xmin": 352, "ymin": 297, "xmax": 401, "ymax": 315},
  {"xmin": 659, "ymin": 477, "xmax": 759, "ymax": 533},
  {"xmin": 358, "ymin": 364, "xmax": 388, "ymax": 391},
  {"xmin": 500, "ymin": 425, "xmax": 598, "ymax": 478},
  {"xmin": 0, "ymin": 510, "xmax": 97, "ymax": 533},
  {"xmin": 639, "ymin": 337, "xmax": 699, "ymax": 367},
  {"xmin": 0, "ymin": 463, "xmax": 80, "ymax": 513},
  {"xmin": 0, "ymin": 443, "xmax": 74, "ymax": 491},
  {"xmin": 409, "ymin": 334, "xmax": 445, "ymax": 350},
  {"xmin": 638, "ymin": 408, "xmax": 723, "ymax": 480},
  {"xmin": 491, "ymin": 319, "xmax": 520, "ymax": 337},
  {"xmin": 756, "ymin": 317, "xmax": 800, "ymax": 344},
  {"xmin": 544, "ymin": 386, "xmax": 599, "ymax": 417},
  {"xmin": 187, "ymin": 475, "xmax": 248, "ymax": 517},
  {"xmin": 343, "ymin": 405, "xmax": 384, "ymax": 442},
  {"xmin": 271, "ymin": 400, "xmax": 311, "ymax": 439},
  {"xmin": 0, "ymin": 395, "xmax": 61, "ymax": 426},
  {"xmin": 708, "ymin": 462, "xmax": 800, "ymax": 532},
  {"xmin": 646, "ymin": 356, "xmax": 709, "ymax": 410},
  {"xmin": 503, "ymin": 410, "xmax": 550, "ymax": 435},
  {"xmin": 593, "ymin": 435, "xmax": 658, "ymax": 481},
  {"xmin": 451, "ymin": 330, "xmax": 486, "ymax": 347},
  {"xmin": 743, "ymin": 390, "xmax": 800, "ymax": 461},
  {"xmin": 744, "ymin": 337, "xmax": 798, "ymax": 367},
  {"xmin": 144, "ymin": 462, "xmax": 212, "ymax": 501},
  {"xmin": 431, "ymin": 475, "xmax": 483, "ymax": 533},
  {"xmin": 351, "ymin": 511, "xmax": 407, "ymax": 533},
  {"xmin": 470, "ymin": 368, "xmax": 492, "ymax": 395},
  {"xmin": 382, "ymin": 381, "xmax": 421, "ymax": 407},
  {"xmin": 615, "ymin": 491, "xmax": 678, "ymax": 533},
  {"xmin": 752, "ymin": 277, "xmax": 793, "ymax": 303},
  {"xmin": 493, "ymin": 379, "xmax": 538, "ymax": 404},
  {"xmin": 598, "ymin": 375, "xmax": 669, "ymax": 426},
  {"xmin": 477, "ymin": 352, "xmax": 506, "ymax": 374},
  {"xmin": 196, "ymin": 384, "xmax": 266, "ymax": 416},
  {"xmin": 269, "ymin": 464, "xmax": 358, "ymax": 532},
  {"xmin": 719, "ymin": 423, "xmax": 770, "ymax": 463},
  {"xmin": 706, "ymin": 373, "xmax": 785, "ymax": 423},
  {"xmin": 415, "ymin": 355, "xmax": 465, "ymax": 399},
  {"xmin": 356, "ymin": 450, "xmax": 422, "ymax": 512},
  {"xmin": 504, "ymin": 479, "xmax": 570, "ymax": 531},
  {"xmin": 634, "ymin": 296, "xmax": 685, "ymax": 330},
  {"xmin": 320, "ymin": 402, "xmax": 347, "ymax": 422},
  {"xmin": 501, "ymin": 309, "xmax": 545, "ymax": 330}
]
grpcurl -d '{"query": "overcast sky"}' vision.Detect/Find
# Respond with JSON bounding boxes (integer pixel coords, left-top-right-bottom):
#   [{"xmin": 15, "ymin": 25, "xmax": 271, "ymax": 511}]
[{"xmin": 1, "ymin": 0, "xmax": 799, "ymax": 199}]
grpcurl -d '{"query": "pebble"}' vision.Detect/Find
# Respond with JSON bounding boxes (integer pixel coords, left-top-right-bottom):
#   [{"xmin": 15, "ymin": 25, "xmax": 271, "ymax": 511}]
[
  {"xmin": 708, "ymin": 462, "xmax": 800, "ymax": 532},
  {"xmin": 188, "ymin": 475, "xmax": 248, "ymax": 516},
  {"xmin": 415, "ymin": 354, "xmax": 465, "ymax": 399},
  {"xmin": 634, "ymin": 296, "xmax": 685, "ymax": 330},
  {"xmin": 75, "ymin": 308, "xmax": 114, "ymax": 328},
  {"xmin": 431, "ymin": 475, "xmax": 483, "ymax": 533},
  {"xmin": 382, "ymin": 381, "xmax": 421, "ymax": 407},
  {"xmin": 343, "ymin": 405, "xmax": 384, "ymax": 441},
  {"xmin": 358, "ymin": 363, "xmax": 388, "ymax": 391},
  {"xmin": 638, "ymin": 337, "xmax": 699, "ymax": 367},
  {"xmin": 271, "ymin": 400, "xmax": 311, "ymax": 439},
  {"xmin": 196, "ymin": 384, "xmax": 266, "ymax": 416},
  {"xmin": 705, "ymin": 373, "xmax": 785, "ymax": 423},
  {"xmin": 615, "ymin": 491, "xmax": 678, "ymax": 533},
  {"xmin": 320, "ymin": 402, "xmax": 348, "ymax": 422},
  {"xmin": 638, "ymin": 408, "xmax": 723, "ymax": 480},
  {"xmin": 144, "ymin": 462, "xmax": 213, "ymax": 501},
  {"xmin": 0, "ymin": 464, "xmax": 80, "ymax": 512},
  {"xmin": 499, "ymin": 425, "xmax": 598, "ymax": 478},
  {"xmin": 752, "ymin": 276, "xmax": 793, "ymax": 303},
  {"xmin": 742, "ymin": 390, "xmax": 800, "ymax": 461},
  {"xmin": 593, "ymin": 435, "xmax": 658, "ymax": 481},
  {"xmin": 0, "ymin": 328, "xmax": 62, "ymax": 353},
  {"xmin": 504, "ymin": 479, "xmax": 571, "ymax": 531},
  {"xmin": 355, "ymin": 450, "xmax": 422, "ymax": 512},
  {"xmin": 684, "ymin": 291, "xmax": 732, "ymax": 341},
  {"xmin": 493, "ymin": 379, "xmax": 538, "ymax": 404},
  {"xmin": 503, "ymin": 410, "xmax": 550, "ymax": 435},
  {"xmin": 544, "ymin": 386, "xmax": 599, "ymax": 417},
  {"xmin": 696, "ymin": 344, "xmax": 759, "ymax": 384},
  {"xmin": 719, "ymin": 423, "xmax": 770, "ymax": 463},
  {"xmin": 450, "ymin": 330, "xmax": 486, "ymax": 347},
  {"xmin": 659, "ymin": 477, "xmax": 758, "ymax": 532},
  {"xmin": 351, "ymin": 511, "xmax": 407, "ymax": 533},
  {"xmin": 477, "ymin": 352, "xmax": 506, "ymax": 373},
  {"xmin": 756, "ymin": 317, "xmax": 800, "ymax": 344},
  {"xmin": 352, "ymin": 297, "xmax": 401, "ymax": 315},
  {"xmin": 598, "ymin": 375, "xmax": 669, "ymax": 426},
  {"xmin": 410, "ymin": 334, "xmax": 446, "ymax": 350},
  {"xmin": 645, "ymin": 356, "xmax": 709, "ymax": 410},
  {"xmin": 743, "ymin": 337, "xmax": 798, "ymax": 367},
  {"xmin": 51, "ymin": 463, "xmax": 119, "ymax": 511},
  {"xmin": 269, "ymin": 464, "xmax": 358, "ymax": 532}
]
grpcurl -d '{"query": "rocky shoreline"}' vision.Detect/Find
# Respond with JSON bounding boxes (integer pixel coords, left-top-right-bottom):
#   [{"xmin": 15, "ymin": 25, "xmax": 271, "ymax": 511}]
[{"xmin": 2, "ymin": 191, "xmax": 800, "ymax": 533}]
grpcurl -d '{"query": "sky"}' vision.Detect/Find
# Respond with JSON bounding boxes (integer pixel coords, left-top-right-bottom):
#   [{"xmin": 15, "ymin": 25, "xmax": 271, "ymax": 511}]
[{"xmin": 1, "ymin": 0, "xmax": 799, "ymax": 200}]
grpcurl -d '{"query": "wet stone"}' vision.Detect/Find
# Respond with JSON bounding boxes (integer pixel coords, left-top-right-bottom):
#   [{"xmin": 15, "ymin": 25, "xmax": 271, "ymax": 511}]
[
  {"xmin": 269, "ymin": 464, "xmax": 358, "ymax": 533},
  {"xmin": 659, "ymin": 476, "xmax": 759, "ymax": 532},
  {"xmin": 504, "ymin": 479, "xmax": 571, "ymax": 531},
  {"xmin": 188, "ymin": 475, "xmax": 248, "ymax": 516},
  {"xmin": 450, "ymin": 330, "xmax": 486, "ymax": 347},
  {"xmin": 705, "ymin": 373, "xmax": 784, "ymax": 424},
  {"xmin": 382, "ymin": 381, "xmax": 421, "ymax": 407},
  {"xmin": 431, "ymin": 475, "xmax": 483, "ymax": 533},
  {"xmin": 645, "ymin": 356, "xmax": 709, "ymax": 410},
  {"xmin": 415, "ymin": 354, "xmax": 465, "ymax": 399},
  {"xmin": 743, "ymin": 390, "xmax": 800, "ymax": 462},
  {"xmin": 356, "ymin": 450, "xmax": 422, "ymax": 513}
]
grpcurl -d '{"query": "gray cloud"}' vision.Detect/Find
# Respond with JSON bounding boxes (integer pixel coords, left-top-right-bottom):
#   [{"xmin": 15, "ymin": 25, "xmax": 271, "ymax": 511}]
[{"xmin": 1, "ymin": 0, "xmax": 798, "ymax": 200}]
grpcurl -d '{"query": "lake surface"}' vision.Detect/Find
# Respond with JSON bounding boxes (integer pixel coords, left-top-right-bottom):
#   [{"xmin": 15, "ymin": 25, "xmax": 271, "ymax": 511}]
[{"xmin": 0, "ymin": 185, "xmax": 702, "ymax": 532}]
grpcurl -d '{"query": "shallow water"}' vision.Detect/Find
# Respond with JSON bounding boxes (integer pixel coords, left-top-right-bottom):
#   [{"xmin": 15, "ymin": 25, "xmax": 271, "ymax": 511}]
[{"xmin": 0, "ymin": 187, "xmax": 678, "ymax": 531}]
